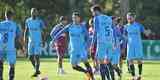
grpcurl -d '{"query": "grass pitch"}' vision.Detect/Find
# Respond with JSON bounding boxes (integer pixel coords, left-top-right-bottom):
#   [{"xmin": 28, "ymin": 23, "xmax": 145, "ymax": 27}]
[{"xmin": 2, "ymin": 58, "xmax": 160, "ymax": 80}]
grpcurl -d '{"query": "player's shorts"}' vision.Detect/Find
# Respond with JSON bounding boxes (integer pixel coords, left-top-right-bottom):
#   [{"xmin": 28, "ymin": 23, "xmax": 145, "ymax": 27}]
[
  {"xmin": 127, "ymin": 45, "xmax": 143, "ymax": 61},
  {"xmin": 28, "ymin": 42, "xmax": 41, "ymax": 56},
  {"xmin": 54, "ymin": 37, "xmax": 66, "ymax": 58},
  {"xmin": 0, "ymin": 50, "xmax": 16, "ymax": 64},
  {"xmin": 70, "ymin": 49, "xmax": 88, "ymax": 65},
  {"xmin": 110, "ymin": 48, "xmax": 120, "ymax": 64},
  {"xmin": 55, "ymin": 45, "xmax": 66, "ymax": 58},
  {"xmin": 96, "ymin": 42, "xmax": 113, "ymax": 62}
]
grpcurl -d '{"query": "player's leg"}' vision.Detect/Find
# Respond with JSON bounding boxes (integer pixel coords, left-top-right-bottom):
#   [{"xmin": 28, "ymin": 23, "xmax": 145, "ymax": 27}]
[
  {"xmin": 90, "ymin": 48, "xmax": 99, "ymax": 74},
  {"xmin": 56, "ymin": 46, "xmax": 65, "ymax": 74},
  {"xmin": 7, "ymin": 52, "xmax": 16, "ymax": 80},
  {"xmin": 71, "ymin": 54, "xmax": 87, "ymax": 73},
  {"xmin": 83, "ymin": 56, "xmax": 94, "ymax": 80},
  {"xmin": 28, "ymin": 43, "xmax": 36, "ymax": 69},
  {"xmin": 119, "ymin": 47, "xmax": 126, "ymax": 72},
  {"xmin": 99, "ymin": 63, "xmax": 106, "ymax": 80},
  {"xmin": 29, "ymin": 55, "xmax": 36, "ymax": 69},
  {"xmin": 99, "ymin": 60, "xmax": 112, "ymax": 80},
  {"xmin": 107, "ymin": 62, "xmax": 114, "ymax": 80},
  {"xmin": 35, "ymin": 55, "xmax": 40, "ymax": 74},
  {"xmin": 128, "ymin": 60, "xmax": 136, "ymax": 80},
  {"xmin": 9, "ymin": 64, "xmax": 15, "ymax": 80},
  {"xmin": 137, "ymin": 60, "xmax": 143, "ymax": 80},
  {"xmin": 0, "ymin": 51, "xmax": 4, "ymax": 80},
  {"xmin": 34, "ymin": 43, "xmax": 42, "ymax": 75},
  {"xmin": 111, "ymin": 53, "xmax": 122, "ymax": 79},
  {"xmin": 97, "ymin": 44, "xmax": 112, "ymax": 80},
  {"xmin": 112, "ymin": 64, "xmax": 121, "ymax": 79}
]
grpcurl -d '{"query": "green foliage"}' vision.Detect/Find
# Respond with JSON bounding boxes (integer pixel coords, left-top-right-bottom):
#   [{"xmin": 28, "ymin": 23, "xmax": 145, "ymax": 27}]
[{"xmin": 0, "ymin": 0, "xmax": 159, "ymax": 39}]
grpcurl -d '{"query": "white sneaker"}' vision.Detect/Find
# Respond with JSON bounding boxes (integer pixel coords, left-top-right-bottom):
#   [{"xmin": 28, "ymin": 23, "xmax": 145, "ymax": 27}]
[{"xmin": 57, "ymin": 68, "xmax": 66, "ymax": 75}]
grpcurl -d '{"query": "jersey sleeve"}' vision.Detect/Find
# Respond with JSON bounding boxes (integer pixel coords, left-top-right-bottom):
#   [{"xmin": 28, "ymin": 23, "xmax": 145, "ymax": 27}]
[
  {"xmin": 139, "ymin": 23, "xmax": 144, "ymax": 32},
  {"xmin": 50, "ymin": 25, "xmax": 59, "ymax": 39},
  {"xmin": 25, "ymin": 19, "xmax": 29, "ymax": 29},
  {"xmin": 51, "ymin": 24, "xmax": 69, "ymax": 41},
  {"xmin": 39, "ymin": 19, "xmax": 45, "ymax": 29}
]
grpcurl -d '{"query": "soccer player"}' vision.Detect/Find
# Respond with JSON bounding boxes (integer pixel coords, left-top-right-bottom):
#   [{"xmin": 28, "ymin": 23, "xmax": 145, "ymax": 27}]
[
  {"xmin": 0, "ymin": 10, "xmax": 22, "ymax": 80},
  {"xmin": 50, "ymin": 16, "xmax": 68, "ymax": 74},
  {"xmin": 111, "ymin": 17, "xmax": 123, "ymax": 80},
  {"xmin": 24, "ymin": 8, "xmax": 45, "ymax": 77},
  {"xmin": 51, "ymin": 12, "xmax": 94, "ymax": 80},
  {"xmin": 90, "ymin": 5, "xmax": 114, "ymax": 80},
  {"xmin": 88, "ymin": 18, "xmax": 99, "ymax": 74},
  {"xmin": 124, "ymin": 12, "xmax": 145, "ymax": 80}
]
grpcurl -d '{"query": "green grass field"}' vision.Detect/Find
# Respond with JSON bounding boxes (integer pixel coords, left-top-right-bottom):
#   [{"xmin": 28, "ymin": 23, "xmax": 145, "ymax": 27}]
[{"xmin": 2, "ymin": 58, "xmax": 160, "ymax": 80}]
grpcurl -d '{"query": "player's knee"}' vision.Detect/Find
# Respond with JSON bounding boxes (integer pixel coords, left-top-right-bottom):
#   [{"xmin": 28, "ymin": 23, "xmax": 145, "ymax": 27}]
[
  {"xmin": 137, "ymin": 60, "xmax": 143, "ymax": 64},
  {"xmin": 9, "ymin": 64, "xmax": 15, "ymax": 68},
  {"xmin": 29, "ymin": 55, "xmax": 34, "ymax": 60},
  {"xmin": 128, "ymin": 60, "xmax": 134, "ymax": 65}
]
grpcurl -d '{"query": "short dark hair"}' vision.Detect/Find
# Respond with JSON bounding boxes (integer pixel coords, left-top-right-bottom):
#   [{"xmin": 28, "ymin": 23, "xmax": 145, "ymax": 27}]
[
  {"xmin": 72, "ymin": 11, "xmax": 81, "ymax": 17},
  {"xmin": 31, "ymin": 8, "xmax": 37, "ymax": 12},
  {"xmin": 5, "ymin": 10, "xmax": 14, "ymax": 18},
  {"xmin": 127, "ymin": 12, "xmax": 136, "ymax": 18},
  {"xmin": 91, "ymin": 5, "xmax": 101, "ymax": 12},
  {"xmin": 115, "ymin": 17, "xmax": 122, "ymax": 23},
  {"xmin": 59, "ymin": 16, "xmax": 68, "ymax": 22}
]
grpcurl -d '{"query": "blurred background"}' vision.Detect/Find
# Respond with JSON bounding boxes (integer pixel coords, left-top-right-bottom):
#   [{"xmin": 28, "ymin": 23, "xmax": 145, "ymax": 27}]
[{"xmin": 0, "ymin": 0, "xmax": 160, "ymax": 59}]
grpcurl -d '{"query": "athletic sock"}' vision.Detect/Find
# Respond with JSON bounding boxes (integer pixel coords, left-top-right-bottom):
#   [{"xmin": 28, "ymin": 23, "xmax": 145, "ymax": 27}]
[
  {"xmin": 138, "ymin": 64, "xmax": 142, "ymax": 75},
  {"xmin": 107, "ymin": 63, "xmax": 114, "ymax": 80},
  {"xmin": 84, "ymin": 62, "xmax": 94, "ymax": 79},
  {"xmin": 35, "ymin": 55, "xmax": 40, "ymax": 73},
  {"xmin": 114, "ymin": 66, "xmax": 121, "ymax": 77},
  {"xmin": 29, "ymin": 55, "xmax": 35, "ymax": 69},
  {"xmin": 100, "ymin": 64, "xmax": 106, "ymax": 80},
  {"xmin": 72, "ymin": 65, "xmax": 87, "ymax": 73},
  {"xmin": 129, "ymin": 64, "xmax": 135, "ymax": 77},
  {"xmin": 0, "ymin": 61, "xmax": 3, "ymax": 80},
  {"xmin": 9, "ymin": 65, "xmax": 15, "ymax": 80}
]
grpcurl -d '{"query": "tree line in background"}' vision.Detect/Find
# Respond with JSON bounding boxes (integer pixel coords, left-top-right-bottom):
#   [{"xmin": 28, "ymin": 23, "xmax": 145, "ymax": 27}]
[{"xmin": 0, "ymin": 0, "xmax": 160, "ymax": 40}]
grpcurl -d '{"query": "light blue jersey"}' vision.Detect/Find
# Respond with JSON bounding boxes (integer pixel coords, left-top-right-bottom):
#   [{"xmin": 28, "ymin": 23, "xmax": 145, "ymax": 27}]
[
  {"xmin": 110, "ymin": 26, "xmax": 123, "ymax": 64},
  {"xmin": 92, "ymin": 14, "xmax": 113, "ymax": 61},
  {"xmin": 25, "ymin": 17, "xmax": 45, "ymax": 55},
  {"xmin": 25, "ymin": 17, "xmax": 45, "ymax": 43},
  {"xmin": 53, "ymin": 22, "xmax": 89, "ymax": 65},
  {"xmin": 0, "ymin": 20, "xmax": 21, "ymax": 64},
  {"xmin": 124, "ymin": 22, "xmax": 144, "ymax": 60}
]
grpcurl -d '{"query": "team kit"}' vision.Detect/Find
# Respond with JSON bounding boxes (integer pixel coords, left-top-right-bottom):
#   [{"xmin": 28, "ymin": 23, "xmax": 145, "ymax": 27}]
[{"xmin": 0, "ymin": 5, "xmax": 146, "ymax": 80}]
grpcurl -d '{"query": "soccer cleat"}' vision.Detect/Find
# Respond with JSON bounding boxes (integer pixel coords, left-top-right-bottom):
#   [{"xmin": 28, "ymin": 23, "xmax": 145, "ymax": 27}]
[
  {"xmin": 36, "ymin": 71, "xmax": 41, "ymax": 75},
  {"xmin": 131, "ymin": 77, "xmax": 137, "ymax": 80},
  {"xmin": 57, "ymin": 68, "xmax": 66, "ymax": 75},
  {"xmin": 31, "ymin": 71, "xmax": 41, "ymax": 77},
  {"xmin": 31, "ymin": 73, "xmax": 38, "ymax": 77},
  {"xmin": 59, "ymin": 69, "xmax": 66, "ymax": 75},
  {"xmin": 137, "ymin": 76, "xmax": 141, "ymax": 80}
]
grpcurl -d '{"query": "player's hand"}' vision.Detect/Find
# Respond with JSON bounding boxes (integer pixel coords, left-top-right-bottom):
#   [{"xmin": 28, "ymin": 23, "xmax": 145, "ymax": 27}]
[
  {"xmin": 112, "ymin": 44, "xmax": 117, "ymax": 51},
  {"xmin": 22, "ymin": 46, "xmax": 26, "ymax": 55}
]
